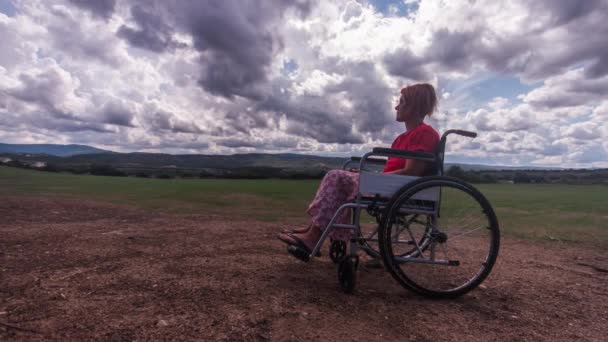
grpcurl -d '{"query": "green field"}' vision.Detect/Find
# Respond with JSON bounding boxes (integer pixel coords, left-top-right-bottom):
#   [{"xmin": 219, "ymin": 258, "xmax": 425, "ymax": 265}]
[{"xmin": 2, "ymin": 166, "xmax": 607, "ymax": 246}]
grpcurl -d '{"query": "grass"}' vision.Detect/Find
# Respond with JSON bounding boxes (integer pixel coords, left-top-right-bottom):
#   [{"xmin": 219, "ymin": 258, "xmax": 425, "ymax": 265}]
[{"xmin": 2, "ymin": 166, "xmax": 607, "ymax": 246}]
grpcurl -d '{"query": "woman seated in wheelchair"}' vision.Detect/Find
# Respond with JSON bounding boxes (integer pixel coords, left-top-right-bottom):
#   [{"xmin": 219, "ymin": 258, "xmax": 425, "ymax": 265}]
[{"xmin": 278, "ymin": 83, "xmax": 440, "ymax": 256}]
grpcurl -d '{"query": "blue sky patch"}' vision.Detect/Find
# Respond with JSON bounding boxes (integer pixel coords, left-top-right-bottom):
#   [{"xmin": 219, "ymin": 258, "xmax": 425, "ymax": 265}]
[
  {"xmin": 0, "ymin": 0, "xmax": 16, "ymax": 17},
  {"xmin": 282, "ymin": 59, "xmax": 299, "ymax": 76},
  {"xmin": 368, "ymin": 0, "xmax": 419, "ymax": 16},
  {"xmin": 442, "ymin": 74, "xmax": 542, "ymax": 109}
]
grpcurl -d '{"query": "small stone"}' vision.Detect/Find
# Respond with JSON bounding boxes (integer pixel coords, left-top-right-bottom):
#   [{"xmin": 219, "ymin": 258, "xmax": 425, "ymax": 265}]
[
  {"xmin": 157, "ymin": 319, "xmax": 169, "ymax": 327},
  {"xmin": 479, "ymin": 284, "xmax": 488, "ymax": 290},
  {"xmin": 511, "ymin": 315, "xmax": 518, "ymax": 319},
  {"xmin": 0, "ymin": 311, "xmax": 7, "ymax": 315}
]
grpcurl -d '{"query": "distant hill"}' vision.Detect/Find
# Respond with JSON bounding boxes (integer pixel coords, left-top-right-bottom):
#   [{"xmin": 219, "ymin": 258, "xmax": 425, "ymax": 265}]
[
  {"xmin": 0, "ymin": 151, "xmax": 347, "ymax": 170},
  {"xmin": 0, "ymin": 143, "xmax": 112, "ymax": 157},
  {"xmin": 0, "ymin": 143, "xmax": 563, "ymax": 171}
]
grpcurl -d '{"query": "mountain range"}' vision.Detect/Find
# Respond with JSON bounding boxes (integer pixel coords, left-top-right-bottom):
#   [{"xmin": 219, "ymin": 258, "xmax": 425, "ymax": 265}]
[
  {"xmin": 0, "ymin": 143, "xmax": 111, "ymax": 157},
  {"xmin": 0, "ymin": 143, "xmax": 563, "ymax": 171}
]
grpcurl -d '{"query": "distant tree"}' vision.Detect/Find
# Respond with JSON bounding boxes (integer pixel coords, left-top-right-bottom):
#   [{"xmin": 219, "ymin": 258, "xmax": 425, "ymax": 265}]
[
  {"xmin": 480, "ymin": 173, "xmax": 497, "ymax": 183},
  {"xmin": 157, "ymin": 174, "xmax": 174, "ymax": 179},
  {"xmin": 529, "ymin": 175, "xmax": 545, "ymax": 183},
  {"xmin": 7, "ymin": 159, "xmax": 27, "ymax": 168},
  {"xmin": 199, "ymin": 170, "xmax": 214, "ymax": 178},
  {"xmin": 513, "ymin": 172, "xmax": 531, "ymax": 183},
  {"xmin": 90, "ymin": 164, "xmax": 126, "ymax": 177},
  {"xmin": 41, "ymin": 163, "xmax": 60, "ymax": 172},
  {"xmin": 446, "ymin": 166, "xmax": 466, "ymax": 180},
  {"xmin": 135, "ymin": 172, "xmax": 150, "ymax": 178}
]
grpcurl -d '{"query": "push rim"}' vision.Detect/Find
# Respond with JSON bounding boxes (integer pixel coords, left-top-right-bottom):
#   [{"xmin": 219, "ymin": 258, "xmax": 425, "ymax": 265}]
[{"xmin": 380, "ymin": 177, "xmax": 500, "ymax": 298}]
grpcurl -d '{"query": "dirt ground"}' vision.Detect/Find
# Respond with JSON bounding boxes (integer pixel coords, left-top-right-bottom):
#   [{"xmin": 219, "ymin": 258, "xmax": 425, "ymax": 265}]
[{"xmin": 1, "ymin": 197, "xmax": 607, "ymax": 341}]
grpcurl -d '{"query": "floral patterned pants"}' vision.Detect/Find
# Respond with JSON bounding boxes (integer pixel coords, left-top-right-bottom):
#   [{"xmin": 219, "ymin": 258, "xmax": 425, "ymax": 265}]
[{"xmin": 306, "ymin": 170, "xmax": 360, "ymax": 241}]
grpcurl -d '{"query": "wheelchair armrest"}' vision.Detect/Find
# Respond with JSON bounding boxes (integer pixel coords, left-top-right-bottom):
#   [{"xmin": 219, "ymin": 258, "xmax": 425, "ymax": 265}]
[
  {"xmin": 371, "ymin": 148, "xmax": 436, "ymax": 162},
  {"xmin": 350, "ymin": 156, "xmax": 387, "ymax": 165}
]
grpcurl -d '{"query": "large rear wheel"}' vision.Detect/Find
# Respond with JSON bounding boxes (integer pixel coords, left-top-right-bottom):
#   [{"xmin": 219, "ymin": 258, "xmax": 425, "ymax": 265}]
[{"xmin": 379, "ymin": 176, "xmax": 500, "ymax": 298}]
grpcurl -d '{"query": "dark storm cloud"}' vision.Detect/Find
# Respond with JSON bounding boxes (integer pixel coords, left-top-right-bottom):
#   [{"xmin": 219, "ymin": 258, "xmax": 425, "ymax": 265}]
[
  {"xmin": 117, "ymin": 5, "xmax": 184, "ymax": 53},
  {"xmin": 120, "ymin": 0, "xmax": 312, "ymax": 99},
  {"xmin": 529, "ymin": 0, "xmax": 604, "ymax": 26},
  {"xmin": 382, "ymin": 1, "xmax": 608, "ymax": 82},
  {"xmin": 68, "ymin": 0, "xmax": 116, "ymax": 20},
  {"xmin": 329, "ymin": 61, "xmax": 394, "ymax": 134},
  {"xmin": 49, "ymin": 120, "xmax": 115, "ymax": 133},
  {"xmin": 112, "ymin": 0, "xmax": 384, "ymax": 145},
  {"xmin": 180, "ymin": 1, "xmax": 291, "ymax": 99},
  {"xmin": 429, "ymin": 29, "xmax": 478, "ymax": 72},
  {"xmin": 383, "ymin": 48, "xmax": 429, "ymax": 80},
  {"xmin": 256, "ymin": 87, "xmax": 365, "ymax": 144},
  {"xmin": 586, "ymin": 56, "xmax": 608, "ymax": 78},
  {"xmin": 248, "ymin": 59, "xmax": 396, "ymax": 144},
  {"xmin": 223, "ymin": 110, "xmax": 272, "ymax": 134},
  {"xmin": 99, "ymin": 101, "xmax": 136, "ymax": 127}
]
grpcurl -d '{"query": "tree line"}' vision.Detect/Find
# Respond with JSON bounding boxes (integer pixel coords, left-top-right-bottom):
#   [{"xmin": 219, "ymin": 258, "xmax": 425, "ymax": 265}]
[
  {"xmin": 445, "ymin": 165, "xmax": 608, "ymax": 185},
  {"xmin": 2, "ymin": 158, "xmax": 607, "ymax": 184}
]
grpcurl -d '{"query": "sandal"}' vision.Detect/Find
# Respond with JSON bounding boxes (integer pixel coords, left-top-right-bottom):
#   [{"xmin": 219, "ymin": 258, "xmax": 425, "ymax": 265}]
[
  {"xmin": 280, "ymin": 224, "xmax": 311, "ymax": 234},
  {"xmin": 277, "ymin": 232, "xmax": 321, "ymax": 257}
]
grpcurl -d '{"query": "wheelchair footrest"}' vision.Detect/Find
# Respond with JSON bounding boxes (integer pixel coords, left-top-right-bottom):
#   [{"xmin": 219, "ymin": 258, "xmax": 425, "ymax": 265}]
[{"xmin": 287, "ymin": 245, "xmax": 311, "ymax": 262}]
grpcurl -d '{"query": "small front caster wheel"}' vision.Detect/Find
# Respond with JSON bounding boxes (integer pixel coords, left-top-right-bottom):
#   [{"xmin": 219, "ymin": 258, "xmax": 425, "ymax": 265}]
[
  {"xmin": 338, "ymin": 255, "xmax": 359, "ymax": 294},
  {"xmin": 329, "ymin": 240, "xmax": 347, "ymax": 264}
]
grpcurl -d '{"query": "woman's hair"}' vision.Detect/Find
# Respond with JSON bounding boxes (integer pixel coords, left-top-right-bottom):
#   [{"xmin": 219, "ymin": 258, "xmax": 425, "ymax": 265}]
[{"xmin": 401, "ymin": 83, "xmax": 438, "ymax": 118}]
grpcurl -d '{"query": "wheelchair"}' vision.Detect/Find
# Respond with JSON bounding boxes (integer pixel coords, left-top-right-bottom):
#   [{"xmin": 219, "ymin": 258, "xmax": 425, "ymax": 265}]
[{"xmin": 287, "ymin": 130, "xmax": 500, "ymax": 298}]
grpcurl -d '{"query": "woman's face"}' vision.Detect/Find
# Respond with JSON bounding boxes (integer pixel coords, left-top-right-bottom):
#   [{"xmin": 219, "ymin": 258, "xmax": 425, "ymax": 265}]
[{"xmin": 395, "ymin": 95, "xmax": 410, "ymax": 122}]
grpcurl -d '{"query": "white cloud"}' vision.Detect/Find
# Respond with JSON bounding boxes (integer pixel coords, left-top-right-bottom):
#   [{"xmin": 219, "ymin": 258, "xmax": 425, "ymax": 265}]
[{"xmin": 0, "ymin": 0, "xmax": 606, "ymax": 167}]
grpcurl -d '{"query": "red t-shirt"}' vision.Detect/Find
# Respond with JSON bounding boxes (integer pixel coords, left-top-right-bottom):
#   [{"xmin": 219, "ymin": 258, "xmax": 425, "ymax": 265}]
[{"xmin": 383, "ymin": 123, "xmax": 440, "ymax": 173}]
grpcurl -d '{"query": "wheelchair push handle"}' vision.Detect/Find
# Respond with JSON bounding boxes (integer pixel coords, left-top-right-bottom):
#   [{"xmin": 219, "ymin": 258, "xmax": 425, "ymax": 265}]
[{"xmin": 444, "ymin": 129, "xmax": 477, "ymax": 138}]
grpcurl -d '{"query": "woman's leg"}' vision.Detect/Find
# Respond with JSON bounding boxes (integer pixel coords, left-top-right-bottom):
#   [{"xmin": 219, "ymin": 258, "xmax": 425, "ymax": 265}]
[{"xmin": 278, "ymin": 170, "xmax": 359, "ymax": 250}]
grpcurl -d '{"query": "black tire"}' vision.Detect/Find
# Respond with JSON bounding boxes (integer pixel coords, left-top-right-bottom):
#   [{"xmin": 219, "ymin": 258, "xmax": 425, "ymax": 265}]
[
  {"xmin": 329, "ymin": 240, "xmax": 347, "ymax": 264},
  {"xmin": 337, "ymin": 256, "xmax": 358, "ymax": 294},
  {"xmin": 379, "ymin": 176, "xmax": 500, "ymax": 298}
]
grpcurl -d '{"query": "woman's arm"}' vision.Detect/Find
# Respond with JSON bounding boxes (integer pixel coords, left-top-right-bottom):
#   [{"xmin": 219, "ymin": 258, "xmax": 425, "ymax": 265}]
[{"xmin": 384, "ymin": 159, "xmax": 427, "ymax": 176}]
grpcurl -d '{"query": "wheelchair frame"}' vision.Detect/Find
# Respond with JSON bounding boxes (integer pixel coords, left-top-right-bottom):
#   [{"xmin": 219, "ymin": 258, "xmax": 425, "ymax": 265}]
[{"xmin": 286, "ymin": 130, "xmax": 500, "ymax": 298}]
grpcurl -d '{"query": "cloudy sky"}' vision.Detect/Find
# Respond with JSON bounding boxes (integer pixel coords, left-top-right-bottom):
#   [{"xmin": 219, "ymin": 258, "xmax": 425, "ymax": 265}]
[{"xmin": 0, "ymin": 0, "xmax": 606, "ymax": 167}]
